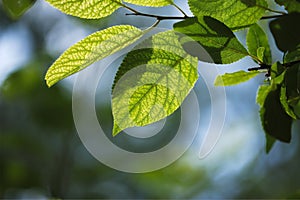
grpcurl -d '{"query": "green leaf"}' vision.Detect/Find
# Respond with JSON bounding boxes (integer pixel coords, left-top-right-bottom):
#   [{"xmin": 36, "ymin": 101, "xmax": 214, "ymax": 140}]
[
  {"xmin": 256, "ymin": 84, "xmax": 273, "ymax": 107},
  {"xmin": 270, "ymin": 62, "xmax": 285, "ymax": 81},
  {"xmin": 283, "ymin": 48, "xmax": 300, "ymax": 118},
  {"xmin": 256, "ymin": 85, "xmax": 276, "ymax": 152},
  {"xmin": 2, "ymin": 0, "xmax": 36, "ymax": 19},
  {"xmin": 45, "ymin": 0, "xmax": 122, "ymax": 19},
  {"xmin": 266, "ymin": 134, "xmax": 276, "ymax": 153},
  {"xmin": 260, "ymin": 87, "xmax": 292, "ymax": 143},
  {"xmin": 284, "ymin": 45, "xmax": 300, "ymax": 63},
  {"xmin": 247, "ymin": 24, "xmax": 272, "ymax": 64},
  {"xmin": 284, "ymin": 64, "xmax": 300, "ymax": 117},
  {"xmin": 174, "ymin": 17, "xmax": 249, "ymax": 64},
  {"xmin": 124, "ymin": 0, "xmax": 173, "ymax": 7},
  {"xmin": 45, "ymin": 25, "xmax": 143, "ymax": 87},
  {"xmin": 256, "ymin": 47, "xmax": 265, "ymax": 63},
  {"xmin": 285, "ymin": 64, "xmax": 300, "ymax": 100},
  {"xmin": 280, "ymin": 86, "xmax": 298, "ymax": 119},
  {"xmin": 275, "ymin": 0, "xmax": 300, "ymax": 13},
  {"xmin": 112, "ymin": 31, "xmax": 198, "ymax": 136},
  {"xmin": 188, "ymin": 0, "xmax": 268, "ymax": 30},
  {"xmin": 291, "ymin": 100, "xmax": 300, "ymax": 118},
  {"xmin": 270, "ymin": 13, "xmax": 300, "ymax": 52},
  {"xmin": 214, "ymin": 70, "xmax": 260, "ymax": 86}
]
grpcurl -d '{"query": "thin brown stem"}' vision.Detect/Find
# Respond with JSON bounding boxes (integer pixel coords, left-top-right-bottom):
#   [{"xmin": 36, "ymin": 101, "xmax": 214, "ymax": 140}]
[
  {"xmin": 125, "ymin": 12, "xmax": 189, "ymax": 21},
  {"xmin": 283, "ymin": 59, "xmax": 300, "ymax": 67},
  {"xmin": 261, "ymin": 14, "xmax": 286, "ymax": 20}
]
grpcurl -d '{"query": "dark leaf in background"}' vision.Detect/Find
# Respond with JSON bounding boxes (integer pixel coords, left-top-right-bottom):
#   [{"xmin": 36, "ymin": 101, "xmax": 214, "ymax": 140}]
[
  {"xmin": 270, "ymin": 13, "xmax": 300, "ymax": 52},
  {"xmin": 284, "ymin": 45, "xmax": 300, "ymax": 63},
  {"xmin": 275, "ymin": 0, "xmax": 300, "ymax": 13},
  {"xmin": 260, "ymin": 88, "xmax": 292, "ymax": 143},
  {"xmin": 2, "ymin": 0, "xmax": 36, "ymax": 19},
  {"xmin": 266, "ymin": 133, "xmax": 276, "ymax": 153},
  {"xmin": 1, "ymin": 61, "xmax": 73, "ymax": 131},
  {"xmin": 284, "ymin": 64, "xmax": 300, "ymax": 118}
]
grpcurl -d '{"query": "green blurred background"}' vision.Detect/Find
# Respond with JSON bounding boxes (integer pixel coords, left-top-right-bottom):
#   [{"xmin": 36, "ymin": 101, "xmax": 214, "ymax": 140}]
[{"xmin": 1, "ymin": 0, "xmax": 300, "ymax": 199}]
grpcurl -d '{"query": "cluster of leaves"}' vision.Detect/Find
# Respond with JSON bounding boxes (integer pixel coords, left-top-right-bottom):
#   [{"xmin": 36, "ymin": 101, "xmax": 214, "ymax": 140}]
[{"xmin": 3, "ymin": 0, "xmax": 299, "ymax": 152}]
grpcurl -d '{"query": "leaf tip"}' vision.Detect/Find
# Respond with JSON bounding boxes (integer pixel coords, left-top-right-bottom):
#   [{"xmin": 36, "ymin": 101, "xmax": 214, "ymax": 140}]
[
  {"xmin": 214, "ymin": 76, "xmax": 225, "ymax": 86},
  {"xmin": 45, "ymin": 74, "xmax": 54, "ymax": 88},
  {"xmin": 112, "ymin": 124, "xmax": 122, "ymax": 137}
]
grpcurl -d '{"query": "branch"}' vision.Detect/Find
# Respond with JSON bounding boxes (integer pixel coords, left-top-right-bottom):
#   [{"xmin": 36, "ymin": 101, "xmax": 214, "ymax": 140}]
[
  {"xmin": 248, "ymin": 64, "xmax": 270, "ymax": 72},
  {"xmin": 283, "ymin": 59, "xmax": 300, "ymax": 67},
  {"xmin": 261, "ymin": 14, "xmax": 287, "ymax": 20},
  {"xmin": 125, "ymin": 12, "xmax": 189, "ymax": 21},
  {"xmin": 248, "ymin": 60, "xmax": 300, "ymax": 77}
]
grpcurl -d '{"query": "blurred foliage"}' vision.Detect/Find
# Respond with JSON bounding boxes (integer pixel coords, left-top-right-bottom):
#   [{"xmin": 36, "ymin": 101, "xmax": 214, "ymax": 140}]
[
  {"xmin": 1, "ymin": 0, "xmax": 300, "ymax": 199},
  {"xmin": 2, "ymin": 0, "xmax": 36, "ymax": 19},
  {"xmin": 0, "ymin": 50, "xmax": 209, "ymax": 199}
]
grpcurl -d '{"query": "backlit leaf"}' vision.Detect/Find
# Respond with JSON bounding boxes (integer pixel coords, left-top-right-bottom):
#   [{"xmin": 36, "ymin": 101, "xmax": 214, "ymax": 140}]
[
  {"xmin": 247, "ymin": 24, "xmax": 272, "ymax": 64},
  {"xmin": 280, "ymin": 86, "xmax": 298, "ymax": 119},
  {"xmin": 174, "ymin": 17, "xmax": 249, "ymax": 64},
  {"xmin": 45, "ymin": 0, "xmax": 122, "ymax": 19},
  {"xmin": 45, "ymin": 25, "xmax": 143, "ymax": 87},
  {"xmin": 257, "ymin": 84, "xmax": 273, "ymax": 107},
  {"xmin": 256, "ymin": 47, "xmax": 265, "ymax": 63},
  {"xmin": 270, "ymin": 62, "xmax": 285, "ymax": 82},
  {"xmin": 188, "ymin": 0, "xmax": 268, "ymax": 30},
  {"xmin": 214, "ymin": 70, "xmax": 260, "ymax": 86},
  {"xmin": 124, "ymin": 0, "xmax": 173, "ymax": 7},
  {"xmin": 112, "ymin": 31, "xmax": 198, "ymax": 136}
]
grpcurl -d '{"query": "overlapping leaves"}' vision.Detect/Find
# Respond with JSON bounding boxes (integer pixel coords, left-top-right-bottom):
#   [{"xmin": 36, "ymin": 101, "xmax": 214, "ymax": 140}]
[
  {"xmin": 257, "ymin": 61, "xmax": 300, "ymax": 151},
  {"xmin": 188, "ymin": 0, "xmax": 268, "ymax": 30},
  {"xmin": 42, "ymin": 0, "xmax": 300, "ymax": 152},
  {"xmin": 174, "ymin": 17, "xmax": 249, "ymax": 64},
  {"xmin": 112, "ymin": 31, "xmax": 198, "ymax": 136}
]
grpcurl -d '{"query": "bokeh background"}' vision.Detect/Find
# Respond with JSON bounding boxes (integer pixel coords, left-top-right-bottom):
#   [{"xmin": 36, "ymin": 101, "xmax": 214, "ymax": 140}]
[{"xmin": 1, "ymin": 0, "xmax": 300, "ymax": 199}]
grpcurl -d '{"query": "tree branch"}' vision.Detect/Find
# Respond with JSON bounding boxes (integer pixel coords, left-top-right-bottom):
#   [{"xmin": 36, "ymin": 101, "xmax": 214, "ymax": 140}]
[
  {"xmin": 283, "ymin": 59, "xmax": 300, "ymax": 67},
  {"xmin": 125, "ymin": 12, "xmax": 189, "ymax": 21},
  {"xmin": 248, "ymin": 60, "xmax": 300, "ymax": 77},
  {"xmin": 248, "ymin": 64, "xmax": 270, "ymax": 72},
  {"xmin": 260, "ymin": 14, "xmax": 286, "ymax": 20}
]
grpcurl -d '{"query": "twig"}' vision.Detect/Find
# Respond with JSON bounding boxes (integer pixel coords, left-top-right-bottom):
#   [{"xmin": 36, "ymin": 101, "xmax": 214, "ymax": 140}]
[
  {"xmin": 125, "ymin": 12, "xmax": 189, "ymax": 21},
  {"xmin": 248, "ymin": 60, "xmax": 300, "ymax": 77},
  {"xmin": 283, "ymin": 59, "xmax": 300, "ymax": 67},
  {"xmin": 248, "ymin": 64, "xmax": 270, "ymax": 71},
  {"xmin": 261, "ymin": 14, "xmax": 286, "ymax": 20}
]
